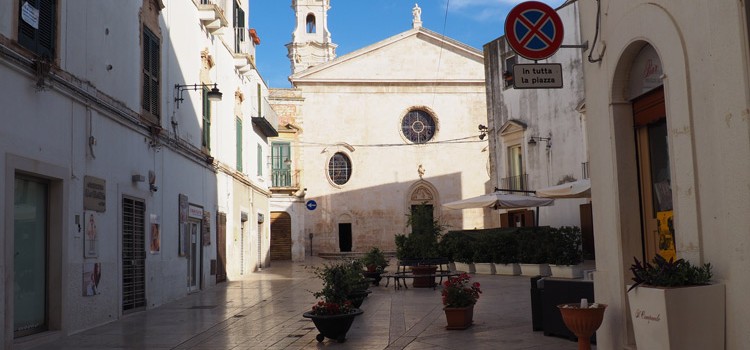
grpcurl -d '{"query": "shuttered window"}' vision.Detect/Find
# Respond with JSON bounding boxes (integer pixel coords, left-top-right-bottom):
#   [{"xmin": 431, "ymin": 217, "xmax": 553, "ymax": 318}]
[
  {"xmin": 236, "ymin": 118, "xmax": 243, "ymax": 172},
  {"xmin": 202, "ymin": 87, "xmax": 211, "ymax": 150},
  {"xmin": 142, "ymin": 26, "xmax": 160, "ymax": 118},
  {"xmin": 257, "ymin": 144, "xmax": 263, "ymax": 176},
  {"xmin": 18, "ymin": 0, "xmax": 57, "ymax": 59}
]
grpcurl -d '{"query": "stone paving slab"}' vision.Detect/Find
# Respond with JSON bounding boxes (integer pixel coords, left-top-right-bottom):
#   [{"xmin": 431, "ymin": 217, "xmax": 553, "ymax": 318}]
[{"xmin": 27, "ymin": 258, "xmax": 592, "ymax": 350}]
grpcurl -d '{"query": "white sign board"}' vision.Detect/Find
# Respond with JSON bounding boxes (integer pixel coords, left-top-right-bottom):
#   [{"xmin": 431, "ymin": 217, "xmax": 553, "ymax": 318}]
[
  {"xmin": 512, "ymin": 63, "xmax": 563, "ymax": 89},
  {"xmin": 21, "ymin": 2, "xmax": 39, "ymax": 29}
]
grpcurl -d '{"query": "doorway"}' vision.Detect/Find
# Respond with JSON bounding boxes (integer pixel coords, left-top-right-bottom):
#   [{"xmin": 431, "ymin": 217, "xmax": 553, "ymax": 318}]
[
  {"xmin": 187, "ymin": 218, "xmax": 202, "ymax": 292},
  {"xmin": 216, "ymin": 212, "xmax": 227, "ymax": 283},
  {"xmin": 270, "ymin": 212, "xmax": 292, "ymax": 260},
  {"xmin": 338, "ymin": 223, "xmax": 352, "ymax": 252},
  {"xmin": 13, "ymin": 176, "xmax": 49, "ymax": 337},
  {"xmin": 633, "ymin": 86, "xmax": 675, "ymax": 261},
  {"xmin": 122, "ymin": 196, "xmax": 146, "ymax": 313}
]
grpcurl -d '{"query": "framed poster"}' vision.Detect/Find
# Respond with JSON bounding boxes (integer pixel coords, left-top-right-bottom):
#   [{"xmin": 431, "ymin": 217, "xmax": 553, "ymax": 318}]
[
  {"xmin": 83, "ymin": 211, "xmax": 99, "ymax": 258},
  {"xmin": 82, "ymin": 262, "xmax": 101, "ymax": 296},
  {"xmin": 150, "ymin": 214, "xmax": 160, "ymax": 254}
]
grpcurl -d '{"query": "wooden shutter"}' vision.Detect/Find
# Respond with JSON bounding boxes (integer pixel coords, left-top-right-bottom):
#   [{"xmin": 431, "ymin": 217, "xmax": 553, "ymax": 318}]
[
  {"xmin": 18, "ymin": 0, "xmax": 56, "ymax": 59},
  {"xmin": 236, "ymin": 118, "xmax": 243, "ymax": 172},
  {"xmin": 202, "ymin": 88, "xmax": 211, "ymax": 149},
  {"xmin": 142, "ymin": 27, "xmax": 160, "ymax": 117}
]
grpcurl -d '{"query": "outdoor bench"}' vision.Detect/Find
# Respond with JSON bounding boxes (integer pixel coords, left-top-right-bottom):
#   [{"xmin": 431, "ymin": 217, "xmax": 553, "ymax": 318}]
[{"xmin": 382, "ymin": 258, "xmax": 464, "ymax": 290}]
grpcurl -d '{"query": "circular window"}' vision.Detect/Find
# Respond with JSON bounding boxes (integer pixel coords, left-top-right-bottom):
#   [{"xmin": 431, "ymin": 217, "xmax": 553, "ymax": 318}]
[
  {"xmin": 328, "ymin": 152, "xmax": 352, "ymax": 185},
  {"xmin": 402, "ymin": 109, "xmax": 435, "ymax": 143}
]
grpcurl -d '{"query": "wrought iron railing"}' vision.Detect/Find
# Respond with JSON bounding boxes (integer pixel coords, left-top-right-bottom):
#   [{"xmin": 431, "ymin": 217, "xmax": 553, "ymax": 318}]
[
  {"xmin": 582, "ymin": 162, "xmax": 589, "ymax": 179},
  {"xmin": 500, "ymin": 174, "xmax": 528, "ymax": 191},
  {"xmin": 271, "ymin": 169, "xmax": 300, "ymax": 188}
]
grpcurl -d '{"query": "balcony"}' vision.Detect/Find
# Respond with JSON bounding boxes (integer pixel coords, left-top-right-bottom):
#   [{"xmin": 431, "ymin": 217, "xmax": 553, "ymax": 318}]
[
  {"xmin": 196, "ymin": 0, "xmax": 228, "ymax": 35},
  {"xmin": 499, "ymin": 174, "xmax": 529, "ymax": 192},
  {"xmin": 233, "ymin": 27, "xmax": 255, "ymax": 73},
  {"xmin": 271, "ymin": 169, "xmax": 301, "ymax": 189},
  {"xmin": 251, "ymin": 98, "xmax": 279, "ymax": 137}
]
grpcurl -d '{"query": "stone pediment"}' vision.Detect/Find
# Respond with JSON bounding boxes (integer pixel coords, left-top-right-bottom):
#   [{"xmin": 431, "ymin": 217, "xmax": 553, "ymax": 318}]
[
  {"xmin": 499, "ymin": 119, "xmax": 527, "ymax": 136},
  {"xmin": 290, "ymin": 28, "xmax": 484, "ymax": 84}
]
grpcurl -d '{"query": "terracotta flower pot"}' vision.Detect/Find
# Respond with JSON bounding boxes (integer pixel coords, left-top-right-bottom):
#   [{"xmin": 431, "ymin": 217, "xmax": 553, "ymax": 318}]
[
  {"xmin": 411, "ymin": 265, "xmax": 437, "ymax": 288},
  {"xmin": 557, "ymin": 303, "xmax": 607, "ymax": 350},
  {"xmin": 444, "ymin": 304, "xmax": 474, "ymax": 330}
]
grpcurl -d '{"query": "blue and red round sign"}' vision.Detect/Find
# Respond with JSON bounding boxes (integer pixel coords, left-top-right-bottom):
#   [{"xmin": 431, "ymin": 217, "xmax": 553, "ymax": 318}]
[{"xmin": 504, "ymin": 1, "xmax": 564, "ymax": 61}]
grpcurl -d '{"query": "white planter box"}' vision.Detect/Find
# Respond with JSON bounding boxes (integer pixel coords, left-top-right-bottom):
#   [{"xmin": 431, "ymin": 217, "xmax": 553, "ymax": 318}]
[
  {"xmin": 454, "ymin": 262, "xmax": 475, "ymax": 273},
  {"xmin": 493, "ymin": 263, "xmax": 520, "ymax": 276},
  {"xmin": 549, "ymin": 264, "xmax": 585, "ymax": 279},
  {"xmin": 627, "ymin": 283, "xmax": 725, "ymax": 350},
  {"xmin": 519, "ymin": 263, "xmax": 551, "ymax": 277},
  {"xmin": 473, "ymin": 263, "xmax": 495, "ymax": 275}
]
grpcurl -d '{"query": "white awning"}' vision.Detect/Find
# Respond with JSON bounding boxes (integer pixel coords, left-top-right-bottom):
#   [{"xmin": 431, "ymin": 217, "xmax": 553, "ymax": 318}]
[
  {"xmin": 536, "ymin": 179, "xmax": 591, "ymax": 199},
  {"xmin": 443, "ymin": 192, "xmax": 554, "ymax": 210}
]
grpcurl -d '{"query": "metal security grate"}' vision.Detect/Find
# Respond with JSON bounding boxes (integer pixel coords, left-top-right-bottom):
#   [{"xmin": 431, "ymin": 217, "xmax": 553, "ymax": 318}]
[{"xmin": 122, "ymin": 197, "xmax": 146, "ymax": 312}]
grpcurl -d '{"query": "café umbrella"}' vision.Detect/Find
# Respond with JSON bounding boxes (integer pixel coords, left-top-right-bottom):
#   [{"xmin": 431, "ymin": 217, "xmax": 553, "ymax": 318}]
[{"xmin": 442, "ymin": 193, "xmax": 554, "ymax": 210}]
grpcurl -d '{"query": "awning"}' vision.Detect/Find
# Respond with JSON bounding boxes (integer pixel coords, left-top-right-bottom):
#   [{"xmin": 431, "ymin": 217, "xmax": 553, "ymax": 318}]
[
  {"xmin": 535, "ymin": 179, "xmax": 591, "ymax": 199},
  {"xmin": 443, "ymin": 192, "xmax": 554, "ymax": 210}
]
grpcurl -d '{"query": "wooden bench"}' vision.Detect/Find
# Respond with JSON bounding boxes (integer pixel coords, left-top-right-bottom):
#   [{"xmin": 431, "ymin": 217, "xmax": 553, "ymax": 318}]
[{"xmin": 382, "ymin": 258, "xmax": 464, "ymax": 290}]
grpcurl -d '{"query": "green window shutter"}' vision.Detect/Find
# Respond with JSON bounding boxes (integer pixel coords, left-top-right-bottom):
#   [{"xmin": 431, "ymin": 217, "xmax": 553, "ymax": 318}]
[
  {"xmin": 257, "ymin": 83, "xmax": 262, "ymax": 117},
  {"xmin": 236, "ymin": 118, "xmax": 243, "ymax": 172},
  {"xmin": 257, "ymin": 144, "xmax": 262, "ymax": 176},
  {"xmin": 18, "ymin": 0, "xmax": 56, "ymax": 59},
  {"xmin": 142, "ymin": 26, "xmax": 160, "ymax": 117},
  {"xmin": 271, "ymin": 142, "xmax": 291, "ymax": 187},
  {"xmin": 202, "ymin": 88, "xmax": 211, "ymax": 150}
]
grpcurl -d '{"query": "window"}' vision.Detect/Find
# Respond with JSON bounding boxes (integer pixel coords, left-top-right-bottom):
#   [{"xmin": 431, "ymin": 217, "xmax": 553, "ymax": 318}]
[
  {"xmin": 328, "ymin": 152, "xmax": 351, "ymax": 185},
  {"xmin": 233, "ymin": 0, "xmax": 245, "ymax": 53},
  {"xmin": 402, "ymin": 109, "xmax": 436, "ymax": 143},
  {"xmin": 236, "ymin": 117, "xmax": 243, "ymax": 172},
  {"xmin": 507, "ymin": 145, "xmax": 524, "ymax": 190},
  {"xmin": 271, "ymin": 142, "xmax": 291, "ymax": 187},
  {"xmin": 503, "ymin": 55, "xmax": 516, "ymax": 88},
  {"xmin": 256, "ymin": 144, "xmax": 263, "ymax": 176},
  {"xmin": 142, "ymin": 26, "xmax": 160, "ymax": 118},
  {"xmin": 202, "ymin": 87, "xmax": 211, "ymax": 150},
  {"xmin": 257, "ymin": 83, "xmax": 262, "ymax": 117},
  {"xmin": 17, "ymin": 0, "xmax": 56, "ymax": 59},
  {"xmin": 306, "ymin": 13, "xmax": 316, "ymax": 33}
]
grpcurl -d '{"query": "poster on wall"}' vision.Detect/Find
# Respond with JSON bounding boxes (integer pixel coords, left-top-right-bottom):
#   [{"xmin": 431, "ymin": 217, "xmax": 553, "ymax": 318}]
[
  {"xmin": 82, "ymin": 262, "xmax": 102, "ymax": 296},
  {"xmin": 150, "ymin": 214, "xmax": 161, "ymax": 254},
  {"xmin": 178, "ymin": 194, "xmax": 188, "ymax": 257},
  {"xmin": 657, "ymin": 210, "xmax": 676, "ymax": 261},
  {"xmin": 83, "ymin": 211, "xmax": 99, "ymax": 258}
]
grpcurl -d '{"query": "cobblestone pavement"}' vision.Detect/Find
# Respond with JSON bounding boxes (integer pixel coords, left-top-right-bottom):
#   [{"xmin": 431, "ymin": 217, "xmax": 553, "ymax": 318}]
[{"xmin": 28, "ymin": 258, "xmax": 592, "ymax": 350}]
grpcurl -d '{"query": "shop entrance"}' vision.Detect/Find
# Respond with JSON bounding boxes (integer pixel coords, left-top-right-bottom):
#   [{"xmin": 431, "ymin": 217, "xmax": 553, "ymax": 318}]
[{"xmin": 633, "ymin": 86, "xmax": 675, "ymax": 261}]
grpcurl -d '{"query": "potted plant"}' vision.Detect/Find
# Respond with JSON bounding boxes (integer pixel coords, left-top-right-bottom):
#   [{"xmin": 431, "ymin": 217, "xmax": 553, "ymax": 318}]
[
  {"xmin": 439, "ymin": 231, "xmax": 476, "ymax": 273},
  {"xmin": 517, "ymin": 227, "xmax": 551, "ymax": 276},
  {"xmin": 627, "ymin": 255, "xmax": 723, "ymax": 350},
  {"xmin": 361, "ymin": 246, "xmax": 389, "ymax": 286},
  {"xmin": 557, "ymin": 300, "xmax": 607, "ymax": 350},
  {"xmin": 472, "ymin": 234, "xmax": 496, "ymax": 275},
  {"xmin": 492, "ymin": 230, "xmax": 520, "ymax": 276},
  {"xmin": 395, "ymin": 204, "xmax": 445, "ymax": 287},
  {"xmin": 548, "ymin": 226, "xmax": 585, "ymax": 278},
  {"xmin": 441, "ymin": 273, "xmax": 482, "ymax": 330},
  {"xmin": 304, "ymin": 261, "xmax": 365, "ymax": 343}
]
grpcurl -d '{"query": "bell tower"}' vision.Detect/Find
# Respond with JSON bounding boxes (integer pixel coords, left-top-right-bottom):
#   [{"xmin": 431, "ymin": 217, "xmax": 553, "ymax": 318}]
[{"xmin": 286, "ymin": 0, "xmax": 337, "ymax": 75}]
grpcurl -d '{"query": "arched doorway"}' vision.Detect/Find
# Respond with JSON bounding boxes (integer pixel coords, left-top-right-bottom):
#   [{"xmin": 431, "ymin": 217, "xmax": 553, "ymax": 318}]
[{"xmin": 270, "ymin": 212, "xmax": 292, "ymax": 260}]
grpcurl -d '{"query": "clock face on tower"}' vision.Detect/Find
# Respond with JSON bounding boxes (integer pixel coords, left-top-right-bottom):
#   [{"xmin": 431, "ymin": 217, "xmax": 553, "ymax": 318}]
[{"xmin": 402, "ymin": 109, "xmax": 435, "ymax": 144}]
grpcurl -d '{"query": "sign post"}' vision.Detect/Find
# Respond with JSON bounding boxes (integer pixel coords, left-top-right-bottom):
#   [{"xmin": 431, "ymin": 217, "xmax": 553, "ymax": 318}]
[{"xmin": 504, "ymin": 1, "xmax": 564, "ymax": 61}]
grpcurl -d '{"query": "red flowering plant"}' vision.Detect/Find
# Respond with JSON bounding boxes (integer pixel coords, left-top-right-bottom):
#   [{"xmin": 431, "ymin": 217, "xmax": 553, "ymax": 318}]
[{"xmin": 441, "ymin": 273, "xmax": 482, "ymax": 308}]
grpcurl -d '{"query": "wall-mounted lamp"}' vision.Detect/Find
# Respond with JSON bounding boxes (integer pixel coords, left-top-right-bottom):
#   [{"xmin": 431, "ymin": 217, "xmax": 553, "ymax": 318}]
[
  {"xmin": 528, "ymin": 135, "xmax": 552, "ymax": 149},
  {"xmin": 174, "ymin": 83, "xmax": 223, "ymax": 108},
  {"xmin": 283, "ymin": 158, "xmax": 292, "ymax": 166},
  {"xmin": 478, "ymin": 124, "xmax": 489, "ymax": 140},
  {"xmin": 132, "ymin": 174, "xmax": 145, "ymax": 183}
]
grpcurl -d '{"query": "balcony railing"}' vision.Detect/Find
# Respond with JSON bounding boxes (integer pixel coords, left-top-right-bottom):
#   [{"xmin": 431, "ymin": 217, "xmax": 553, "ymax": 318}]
[
  {"xmin": 582, "ymin": 162, "xmax": 589, "ymax": 179},
  {"xmin": 499, "ymin": 174, "xmax": 528, "ymax": 191},
  {"xmin": 235, "ymin": 27, "xmax": 248, "ymax": 54},
  {"xmin": 271, "ymin": 169, "xmax": 300, "ymax": 188}
]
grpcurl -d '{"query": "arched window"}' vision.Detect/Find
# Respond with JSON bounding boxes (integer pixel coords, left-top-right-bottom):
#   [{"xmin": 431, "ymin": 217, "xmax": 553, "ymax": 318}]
[
  {"xmin": 306, "ymin": 14, "xmax": 316, "ymax": 33},
  {"xmin": 402, "ymin": 109, "xmax": 436, "ymax": 143},
  {"xmin": 328, "ymin": 152, "xmax": 351, "ymax": 185}
]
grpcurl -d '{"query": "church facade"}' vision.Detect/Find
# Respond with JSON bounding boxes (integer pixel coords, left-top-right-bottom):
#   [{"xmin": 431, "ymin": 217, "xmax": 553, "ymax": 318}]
[{"xmin": 270, "ymin": 2, "xmax": 490, "ymax": 257}]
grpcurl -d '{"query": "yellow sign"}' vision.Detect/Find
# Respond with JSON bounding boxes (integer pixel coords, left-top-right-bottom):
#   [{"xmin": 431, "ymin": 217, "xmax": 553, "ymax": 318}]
[{"xmin": 657, "ymin": 211, "xmax": 676, "ymax": 261}]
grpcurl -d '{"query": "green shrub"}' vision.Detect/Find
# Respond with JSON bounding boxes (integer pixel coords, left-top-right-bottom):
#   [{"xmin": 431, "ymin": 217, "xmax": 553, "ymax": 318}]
[
  {"xmin": 395, "ymin": 204, "xmax": 445, "ymax": 259},
  {"xmin": 628, "ymin": 255, "xmax": 712, "ymax": 291},
  {"xmin": 548, "ymin": 226, "xmax": 583, "ymax": 265},
  {"xmin": 492, "ymin": 231, "xmax": 519, "ymax": 265},
  {"xmin": 517, "ymin": 227, "xmax": 551, "ymax": 264}
]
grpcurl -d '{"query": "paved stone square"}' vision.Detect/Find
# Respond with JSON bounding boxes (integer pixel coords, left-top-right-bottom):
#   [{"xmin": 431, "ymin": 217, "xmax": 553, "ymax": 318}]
[{"xmin": 29, "ymin": 258, "xmax": 592, "ymax": 350}]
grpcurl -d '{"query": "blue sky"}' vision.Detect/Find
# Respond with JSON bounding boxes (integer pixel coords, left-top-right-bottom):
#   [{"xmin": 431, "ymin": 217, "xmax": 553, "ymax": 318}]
[{"xmin": 249, "ymin": 0, "xmax": 566, "ymax": 88}]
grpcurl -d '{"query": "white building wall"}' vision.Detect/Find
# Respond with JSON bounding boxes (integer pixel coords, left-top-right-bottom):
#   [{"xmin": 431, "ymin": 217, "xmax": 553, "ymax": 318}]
[
  {"xmin": 0, "ymin": 0, "xmax": 273, "ymax": 346},
  {"xmin": 484, "ymin": 2, "xmax": 587, "ymax": 228},
  {"xmin": 578, "ymin": 1, "xmax": 750, "ymax": 348}
]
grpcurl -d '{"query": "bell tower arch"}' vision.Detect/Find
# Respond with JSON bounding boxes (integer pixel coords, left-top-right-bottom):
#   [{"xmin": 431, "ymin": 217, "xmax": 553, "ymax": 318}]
[{"xmin": 287, "ymin": 0, "xmax": 337, "ymax": 74}]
